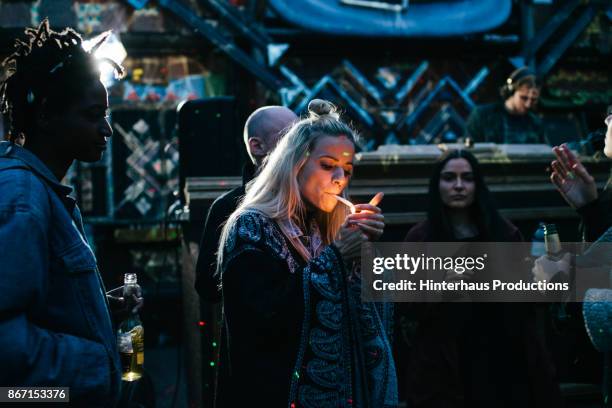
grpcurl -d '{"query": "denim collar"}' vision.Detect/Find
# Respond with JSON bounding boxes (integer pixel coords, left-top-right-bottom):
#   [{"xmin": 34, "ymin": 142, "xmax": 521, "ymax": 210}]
[{"xmin": 0, "ymin": 141, "xmax": 73, "ymax": 198}]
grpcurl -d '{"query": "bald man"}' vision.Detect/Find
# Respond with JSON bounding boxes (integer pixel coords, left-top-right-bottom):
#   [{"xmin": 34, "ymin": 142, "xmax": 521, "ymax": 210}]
[{"xmin": 195, "ymin": 106, "xmax": 297, "ymax": 302}]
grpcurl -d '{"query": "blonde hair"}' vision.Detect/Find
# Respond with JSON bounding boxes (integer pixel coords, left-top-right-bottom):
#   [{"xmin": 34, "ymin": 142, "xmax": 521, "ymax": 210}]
[{"xmin": 218, "ymin": 99, "xmax": 357, "ymax": 267}]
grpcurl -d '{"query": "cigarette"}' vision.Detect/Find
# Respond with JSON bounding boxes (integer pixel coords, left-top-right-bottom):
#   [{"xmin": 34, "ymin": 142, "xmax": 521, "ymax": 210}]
[{"xmin": 333, "ymin": 195, "xmax": 356, "ymax": 213}]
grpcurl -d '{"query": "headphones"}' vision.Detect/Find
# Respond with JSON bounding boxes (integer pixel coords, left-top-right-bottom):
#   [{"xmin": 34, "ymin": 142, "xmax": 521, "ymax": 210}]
[{"xmin": 501, "ymin": 67, "xmax": 537, "ymax": 99}]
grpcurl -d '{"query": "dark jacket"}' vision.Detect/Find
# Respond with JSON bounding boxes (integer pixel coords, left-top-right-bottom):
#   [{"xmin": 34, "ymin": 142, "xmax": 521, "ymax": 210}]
[
  {"xmin": 0, "ymin": 142, "xmax": 121, "ymax": 407},
  {"xmin": 577, "ymin": 172, "xmax": 612, "ymax": 242},
  {"xmin": 465, "ymin": 102, "xmax": 547, "ymax": 144},
  {"xmin": 399, "ymin": 218, "xmax": 562, "ymax": 408},
  {"xmin": 195, "ymin": 163, "xmax": 255, "ymax": 303},
  {"xmin": 404, "ymin": 218, "xmax": 523, "ymax": 243}
]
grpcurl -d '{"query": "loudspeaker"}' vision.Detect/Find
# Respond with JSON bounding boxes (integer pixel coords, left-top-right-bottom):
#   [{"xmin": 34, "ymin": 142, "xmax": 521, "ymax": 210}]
[{"xmin": 177, "ymin": 97, "xmax": 243, "ymax": 198}]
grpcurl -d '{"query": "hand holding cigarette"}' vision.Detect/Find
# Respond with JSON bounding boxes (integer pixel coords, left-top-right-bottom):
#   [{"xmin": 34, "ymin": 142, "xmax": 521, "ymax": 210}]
[{"xmin": 339, "ymin": 192, "xmax": 385, "ymax": 241}]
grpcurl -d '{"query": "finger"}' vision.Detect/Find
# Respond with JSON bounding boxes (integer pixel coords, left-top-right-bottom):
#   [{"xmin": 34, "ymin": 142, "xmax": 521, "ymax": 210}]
[
  {"xmin": 552, "ymin": 146, "xmax": 565, "ymax": 168},
  {"xmin": 556, "ymin": 145, "xmax": 575, "ymax": 173},
  {"xmin": 552, "ymin": 145, "xmax": 561, "ymax": 155},
  {"xmin": 132, "ymin": 297, "xmax": 144, "ymax": 313},
  {"xmin": 369, "ymin": 192, "xmax": 384, "ymax": 206},
  {"xmin": 552, "ymin": 146, "xmax": 571, "ymax": 174},
  {"xmin": 551, "ymin": 173, "xmax": 575, "ymax": 207},
  {"xmin": 532, "ymin": 266, "xmax": 543, "ymax": 281},
  {"xmin": 560, "ymin": 144, "xmax": 579, "ymax": 168},
  {"xmin": 355, "ymin": 223, "xmax": 383, "ymax": 237},
  {"xmin": 550, "ymin": 172, "xmax": 564, "ymax": 190},
  {"xmin": 353, "ymin": 218, "xmax": 385, "ymax": 227},
  {"xmin": 347, "ymin": 213, "xmax": 385, "ymax": 222},
  {"xmin": 107, "ymin": 295, "xmax": 124, "ymax": 306},
  {"xmin": 572, "ymin": 163, "xmax": 595, "ymax": 184},
  {"xmin": 551, "ymin": 161, "xmax": 569, "ymax": 180},
  {"xmin": 354, "ymin": 204, "xmax": 381, "ymax": 214},
  {"xmin": 105, "ymin": 285, "xmax": 125, "ymax": 296},
  {"xmin": 352, "ymin": 220, "xmax": 385, "ymax": 230}
]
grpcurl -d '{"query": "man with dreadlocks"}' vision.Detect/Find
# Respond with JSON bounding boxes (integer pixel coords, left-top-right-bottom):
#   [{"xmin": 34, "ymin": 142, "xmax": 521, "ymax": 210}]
[{"xmin": 0, "ymin": 20, "xmax": 125, "ymax": 405}]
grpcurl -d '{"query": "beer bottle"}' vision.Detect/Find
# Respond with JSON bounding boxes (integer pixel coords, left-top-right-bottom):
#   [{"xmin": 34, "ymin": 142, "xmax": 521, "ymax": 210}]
[
  {"xmin": 544, "ymin": 223, "xmax": 562, "ymax": 259},
  {"xmin": 117, "ymin": 273, "xmax": 144, "ymax": 382}
]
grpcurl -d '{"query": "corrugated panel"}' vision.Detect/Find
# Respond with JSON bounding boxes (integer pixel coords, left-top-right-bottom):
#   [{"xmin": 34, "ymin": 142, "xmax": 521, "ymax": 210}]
[{"xmin": 269, "ymin": 0, "xmax": 512, "ymax": 37}]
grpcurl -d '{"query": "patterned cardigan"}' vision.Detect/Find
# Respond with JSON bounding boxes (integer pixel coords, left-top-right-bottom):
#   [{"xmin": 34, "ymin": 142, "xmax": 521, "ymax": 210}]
[
  {"xmin": 219, "ymin": 209, "xmax": 398, "ymax": 408},
  {"xmin": 581, "ymin": 226, "xmax": 612, "ymax": 352}
]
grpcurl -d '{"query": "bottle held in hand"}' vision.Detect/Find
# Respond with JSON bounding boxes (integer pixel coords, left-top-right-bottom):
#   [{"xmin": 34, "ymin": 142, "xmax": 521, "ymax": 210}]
[
  {"xmin": 544, "ymin": 223, "xmax": 562, "ymax": 260},
  {"xmin": 117, "ymin": 273, "xmax": 144, "ymax": 382}
]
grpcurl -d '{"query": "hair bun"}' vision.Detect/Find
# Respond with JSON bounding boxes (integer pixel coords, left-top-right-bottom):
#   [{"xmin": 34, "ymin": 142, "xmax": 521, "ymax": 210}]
[{"xmin": 307, "ymin": 99, "xmax": 338, "ymax": 119}]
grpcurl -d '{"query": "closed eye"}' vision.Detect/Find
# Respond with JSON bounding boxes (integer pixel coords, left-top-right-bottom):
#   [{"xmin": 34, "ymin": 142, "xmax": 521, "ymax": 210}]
[{"xmin": 320, "ymin": 162, "xmax": 352, "ymax": 177}]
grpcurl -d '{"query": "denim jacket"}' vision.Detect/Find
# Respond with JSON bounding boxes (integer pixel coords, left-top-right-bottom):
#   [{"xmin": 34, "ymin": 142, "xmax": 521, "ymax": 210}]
[{"xmin": 0, "ymin": 141, "xmax": 121, "ymax": 406}]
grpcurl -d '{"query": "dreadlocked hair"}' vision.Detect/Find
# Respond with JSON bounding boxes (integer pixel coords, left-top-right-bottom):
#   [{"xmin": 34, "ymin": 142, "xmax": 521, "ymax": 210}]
[{"xmin": 0, "ymin": 19, "xmax": 125, "ymax": 143}]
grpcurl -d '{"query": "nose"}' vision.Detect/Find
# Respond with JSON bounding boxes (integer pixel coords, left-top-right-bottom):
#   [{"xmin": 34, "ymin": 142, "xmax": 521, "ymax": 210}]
[
  {"xmin": 332, "ymin": 167, "xmax": 345, "ymax": 187},
  {"xmin": 101, "ymin": 118, "xmax": 112, "ymax": 138},
  {"xmin": 454, "ymin": 177, "xmax": 464, "ymax": 190}
]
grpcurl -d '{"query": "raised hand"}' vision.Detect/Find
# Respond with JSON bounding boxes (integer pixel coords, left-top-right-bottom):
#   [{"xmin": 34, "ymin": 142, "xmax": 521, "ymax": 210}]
[
  {"xmin": 347, "ymin": 192, "xmax": 385, "ymax": 241},
  {"xmin": 550, "ymin": 144, "xmax": 598, "ymax": 209}
]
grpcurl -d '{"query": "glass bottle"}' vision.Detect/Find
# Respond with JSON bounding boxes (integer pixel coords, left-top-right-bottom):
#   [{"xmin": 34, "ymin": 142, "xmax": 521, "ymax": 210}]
[
  {"xmin": 544, "ymin": 223, "xmax": 569, "ymax": 322},
  {"xmin": 544, "ymin": 223, "xmax": 562, "ymax": 259},
  {"xmin": 117, "ymin": 273, "xmax": 144, "ymax": 382}
]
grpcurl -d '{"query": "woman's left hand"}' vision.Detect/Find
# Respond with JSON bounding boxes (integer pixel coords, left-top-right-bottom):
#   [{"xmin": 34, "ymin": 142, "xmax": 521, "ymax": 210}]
[
  {"xmin": 347, "ymin": 203, "xmax": 385, "ymax": 241},
  {"xmin": 107, "ymin": 285, "xmax": 144, "ymax": 318}
]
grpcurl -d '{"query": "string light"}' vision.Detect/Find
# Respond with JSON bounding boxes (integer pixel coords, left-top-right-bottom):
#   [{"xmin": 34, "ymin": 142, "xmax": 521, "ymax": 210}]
[{"xmin": 198, "ymin": 321, "xmax": 206, "ymax": 327}]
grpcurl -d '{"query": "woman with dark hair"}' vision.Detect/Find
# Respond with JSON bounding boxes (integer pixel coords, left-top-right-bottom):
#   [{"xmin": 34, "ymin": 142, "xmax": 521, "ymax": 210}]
[
  {"xmin": 399, "ymin": 149, "xmax": 561, "ymax": 408},
  {"xmin": 409, "ymin": 149, "xmax": 520, "ymax": 242}
]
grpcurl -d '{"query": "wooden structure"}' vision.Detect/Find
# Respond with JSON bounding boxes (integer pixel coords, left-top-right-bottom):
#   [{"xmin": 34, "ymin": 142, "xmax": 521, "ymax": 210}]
[{"xmin": 185, "ymin": 144, "xmax": 611, "ymax": 241}]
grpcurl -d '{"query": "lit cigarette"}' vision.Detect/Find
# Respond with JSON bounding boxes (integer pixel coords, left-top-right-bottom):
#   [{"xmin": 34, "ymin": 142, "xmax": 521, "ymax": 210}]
[
  {"xmin": 369, "ymin": 192, "xmax": 384, "ymax": 206},
  {"xmin": 333, "ymin": 195, "xmax": 356, "ymax": 213}
]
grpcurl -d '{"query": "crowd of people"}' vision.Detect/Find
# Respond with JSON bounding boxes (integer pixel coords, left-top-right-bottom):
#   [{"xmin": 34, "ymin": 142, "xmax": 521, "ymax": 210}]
[{"xmin": 0, "ymin": 20, "xmax": 610, "ymax": 408}]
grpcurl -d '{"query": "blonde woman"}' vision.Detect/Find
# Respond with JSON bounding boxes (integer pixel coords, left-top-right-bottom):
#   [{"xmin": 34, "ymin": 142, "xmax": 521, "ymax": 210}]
[{"xmin": 215, "ymin": 99, "xmax": 398, "ymax": 407}]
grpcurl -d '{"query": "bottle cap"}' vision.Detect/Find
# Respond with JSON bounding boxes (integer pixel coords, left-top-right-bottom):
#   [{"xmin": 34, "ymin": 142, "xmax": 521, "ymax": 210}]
[
  {"xmin": 544, "ymin": 224, "xmax": 558, "ymax": 235},
  {"xmin": 124, "ymin": 273, "xmax": 137, "ymax": 285}
]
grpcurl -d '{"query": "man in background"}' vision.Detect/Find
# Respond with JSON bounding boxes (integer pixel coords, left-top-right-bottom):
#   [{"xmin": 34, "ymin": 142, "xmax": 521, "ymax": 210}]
[
  {"xmin": 465, "ymin": 67, "xmax": 547, "ymax": 144},
  {"xmin": 195, "ymin": 105, "xmax": 297, "ymax": 302}
]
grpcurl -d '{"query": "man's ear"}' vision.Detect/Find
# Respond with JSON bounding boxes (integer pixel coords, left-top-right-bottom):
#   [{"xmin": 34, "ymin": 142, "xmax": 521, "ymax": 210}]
[{"xmin": 248, "ymin": 137, "xmax": 266, "ymax": 158}]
